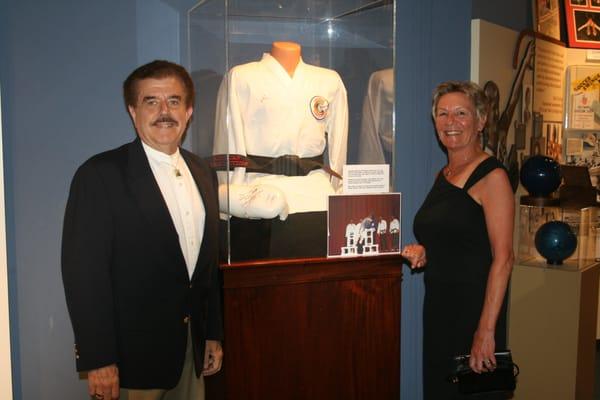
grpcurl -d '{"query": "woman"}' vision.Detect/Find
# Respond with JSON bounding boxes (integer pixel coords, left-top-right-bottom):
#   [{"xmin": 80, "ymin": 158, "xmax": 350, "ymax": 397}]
[{"xmin": 402, "ymin": 81, "xmax": 514, "ymax": 399}]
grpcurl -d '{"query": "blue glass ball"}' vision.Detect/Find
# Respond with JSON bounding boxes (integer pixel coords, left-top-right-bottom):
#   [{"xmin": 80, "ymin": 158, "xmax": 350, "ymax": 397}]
[
  {"xmin": 520, "ymin": 155, "xmax": 561, "ymax": 197},
  {"xmin": 534, "ymin": 221, "xmax": 577, "ymax": 265}
]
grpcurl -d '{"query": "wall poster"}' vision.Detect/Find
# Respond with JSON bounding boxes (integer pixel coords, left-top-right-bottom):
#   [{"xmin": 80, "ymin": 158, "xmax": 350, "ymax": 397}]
[{"xmin": 534, "ymin": 0, "xmax": 561, "ymax": 40}]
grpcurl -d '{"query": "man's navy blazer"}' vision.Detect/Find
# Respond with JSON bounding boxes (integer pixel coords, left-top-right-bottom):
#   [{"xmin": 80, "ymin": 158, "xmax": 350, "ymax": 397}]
[{"xmin": 61, "ymin": 138, "xmax": 223, "ymax": 389}]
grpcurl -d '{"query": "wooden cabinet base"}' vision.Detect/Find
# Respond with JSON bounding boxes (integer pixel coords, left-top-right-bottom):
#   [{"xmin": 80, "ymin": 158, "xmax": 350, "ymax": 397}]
[{"xmin": 218, "ymin": 255, "xmax": 402, "ymax": 400}]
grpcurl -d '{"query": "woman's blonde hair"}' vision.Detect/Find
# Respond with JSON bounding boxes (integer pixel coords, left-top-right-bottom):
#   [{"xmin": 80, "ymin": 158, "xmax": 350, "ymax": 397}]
[{"xmin": 431, "ymin": 80, "xmax": 489, "ymax": 122}]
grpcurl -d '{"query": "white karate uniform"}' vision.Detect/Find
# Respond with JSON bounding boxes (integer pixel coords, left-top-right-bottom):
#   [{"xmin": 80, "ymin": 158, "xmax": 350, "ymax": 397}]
[
  {"xmin": 389, "ymin": 218, "xmax": 400, "ymax": 233},
  {"xmin": 214, "ymin": 53, "xmax": 348, "ymax": 215},
  {"xmin": 358, "ymin": 68, "xmax": 394, "ymax": 164},
  {"xmin": 346, "ymin": 223, "xmax": 355, "ymax": 239},
  {"xmin": 354, "ymin": 223, "xmax": 363, "ymax": 242},
  {"xmin": 377, "ymin": 219, "xmax": 387, "ymax": 234}
]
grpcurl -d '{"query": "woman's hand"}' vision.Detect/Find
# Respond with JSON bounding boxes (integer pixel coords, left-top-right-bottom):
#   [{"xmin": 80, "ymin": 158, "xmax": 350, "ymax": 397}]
[
  {"xmin": 400, "ymin": 244, "xmax": 427, "ymax": 269},
  {"xmin": 469, "ymin": 329, "xmax": 496, "ymax": 373}
]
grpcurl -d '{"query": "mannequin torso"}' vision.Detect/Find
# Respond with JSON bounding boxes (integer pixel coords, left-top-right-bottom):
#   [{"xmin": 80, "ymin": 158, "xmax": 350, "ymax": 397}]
[{"xmin": 213, "ymin": 41, "xmax": 348, "ymax": 215}]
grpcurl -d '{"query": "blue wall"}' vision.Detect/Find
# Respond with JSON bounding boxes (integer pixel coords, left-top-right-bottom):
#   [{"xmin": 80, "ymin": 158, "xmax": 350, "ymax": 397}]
[
  {"xmin": 0, "ymin": 0, "xmax": 530, "ymax": 399},
  {"xmin": 396, "ymin": 2, "xmax": 531, "ymax": 399},
  {"xmin": 0, "ymin": 1, "xmax": 138, "ymax": 399},
  {"xmin": 472, "ymin": 0, "xmax": 532, "ymax": 32},
  {"xmin": 396, "ymin": 1, "xmax": 472, "ymax": 398},
  {"xmin": 0, "ymin": 0, "xmax": 195, "ymax": 398}
]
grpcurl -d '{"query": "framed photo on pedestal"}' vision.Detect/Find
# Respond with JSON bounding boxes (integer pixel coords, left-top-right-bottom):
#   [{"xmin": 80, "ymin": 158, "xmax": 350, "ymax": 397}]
[{"xmin": 327, "ymin": 193, "xmax": 401, "ymax": 258}]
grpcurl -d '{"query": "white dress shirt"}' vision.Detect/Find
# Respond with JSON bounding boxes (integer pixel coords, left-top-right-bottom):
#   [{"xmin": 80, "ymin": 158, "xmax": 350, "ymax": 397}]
[{"xmin": 143, "ymin": 142, "xmax": 205, "ymax": 278}]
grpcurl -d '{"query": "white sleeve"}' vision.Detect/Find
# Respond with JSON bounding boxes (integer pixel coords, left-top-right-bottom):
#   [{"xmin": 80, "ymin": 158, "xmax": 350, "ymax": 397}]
[
  {"xmin": 327, "ymin": 75, "xmax": 349, "ymax": 189},
  {"xmin": 358, "ymin": 72, "xmax": 385, "ymax": 164},
  {"xmin": 213, "ymin": 70, "xmax": 247, "ymax": 187},
  {"xmin": 213, "ymin": 70, "xmax": 289, "ymax": 220}
]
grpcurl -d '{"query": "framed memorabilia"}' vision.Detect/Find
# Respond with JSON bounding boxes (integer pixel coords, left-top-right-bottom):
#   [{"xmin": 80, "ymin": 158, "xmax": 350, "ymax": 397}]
[
  {"xmin": 327, "ymin": 193, "xmax": 401, "ymax": 258},
  {"xmin": 534, "ymin": 0, "xmax": 561, "ymax": 40},
  {"xmin": 565, "ymin": 0, "xmax": 600, "ymax": 48}
]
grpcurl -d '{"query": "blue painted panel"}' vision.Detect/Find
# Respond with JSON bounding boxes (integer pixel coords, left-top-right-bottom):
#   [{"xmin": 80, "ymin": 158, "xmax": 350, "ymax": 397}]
[
  {"xmin": 0, "ymin": 1, "xmax": 137, "ymax": 399},
  {"xmin": 396, "ymin": 1, "xmax": 472, "ymax": 399},
  {"xmin": 136, "ymin": 0, "xmax": 180, "ymax": 64}
]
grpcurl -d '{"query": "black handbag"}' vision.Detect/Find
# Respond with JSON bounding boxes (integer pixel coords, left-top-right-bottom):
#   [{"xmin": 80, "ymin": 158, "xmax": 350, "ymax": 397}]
[{"xmin": 449, "ymin": 351, "xmax": 519, "ymax": 395}]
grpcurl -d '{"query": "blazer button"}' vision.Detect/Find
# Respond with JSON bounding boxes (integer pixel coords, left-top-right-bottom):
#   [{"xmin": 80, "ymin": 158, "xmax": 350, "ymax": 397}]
[{"xmin": 183, "ymin": 315, "xmax": 190, "ymax": 324}]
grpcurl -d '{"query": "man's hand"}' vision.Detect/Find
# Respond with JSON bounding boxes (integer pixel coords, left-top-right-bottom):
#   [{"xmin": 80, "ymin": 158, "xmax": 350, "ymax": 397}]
[
  {"xmin": 88, "ymin": 364, "xmax": 119, "ymax": 399},
  {"xmin": 203, "ymin": 340, "xmax": 223, "ymax": 376}
]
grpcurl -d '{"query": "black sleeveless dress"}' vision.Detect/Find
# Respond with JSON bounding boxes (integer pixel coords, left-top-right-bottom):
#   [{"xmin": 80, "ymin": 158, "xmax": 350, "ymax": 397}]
[{"xmin": 413, "ymin": 157, "xmax": 508, "ymax": 400}]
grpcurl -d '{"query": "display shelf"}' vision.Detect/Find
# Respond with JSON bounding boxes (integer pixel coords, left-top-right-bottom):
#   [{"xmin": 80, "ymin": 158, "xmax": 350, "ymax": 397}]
[{"xmin": 509, "ymin": 261, "xmax": 600, "ymax": 400}]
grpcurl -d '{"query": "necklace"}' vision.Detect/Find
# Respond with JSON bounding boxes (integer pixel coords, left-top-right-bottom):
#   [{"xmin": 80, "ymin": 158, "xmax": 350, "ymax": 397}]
[
  {"xmin": 171, "ymin": 152, "xmax": 182, "ymax": 177},
  {"xmin": 444, "ymin": 153, "xmax": 479, "ymax": 177}
]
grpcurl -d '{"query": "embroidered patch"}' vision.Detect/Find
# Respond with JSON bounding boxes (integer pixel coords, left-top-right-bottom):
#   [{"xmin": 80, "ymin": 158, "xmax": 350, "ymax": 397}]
[{"xmin": 310, "ymin": 96, "xmax": 329, "ymax": 120}]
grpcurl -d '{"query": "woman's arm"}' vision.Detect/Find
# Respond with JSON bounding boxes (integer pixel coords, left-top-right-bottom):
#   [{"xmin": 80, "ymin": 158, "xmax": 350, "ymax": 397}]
[{"xmin": 469, "ymin": 168, "xmax": 515, "ymax": 373}]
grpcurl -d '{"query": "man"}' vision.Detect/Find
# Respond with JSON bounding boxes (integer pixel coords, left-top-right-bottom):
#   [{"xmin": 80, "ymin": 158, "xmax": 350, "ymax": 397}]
[
  {"xmin": 376, "ymin": 216, "xmax": 387, "ymax": 252},
  {"xmin": 61, "ymin": 60, "xmax": 223, "ymax": 400},
  {"xmin": 355, "ymin": 218, "xmax": 365, "ymax": 254},
  {"xmin": 345, "ymin": 219, "xmax": 355, "ymax": 246},
  {"xmin": 389, "ymin": 216, "xmax": 400, "ymax": 252}
]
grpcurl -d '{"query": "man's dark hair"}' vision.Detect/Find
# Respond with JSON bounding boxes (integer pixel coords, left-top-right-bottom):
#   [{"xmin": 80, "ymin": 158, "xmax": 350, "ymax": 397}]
[{"xmin": 123, "ymin": 60, "xmax": 195, "ymax": 109}]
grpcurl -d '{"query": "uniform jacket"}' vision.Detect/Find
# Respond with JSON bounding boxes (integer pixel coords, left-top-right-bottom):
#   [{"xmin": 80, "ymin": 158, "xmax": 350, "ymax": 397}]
[{"xmin": 61, "ymin": 138, "xmax": 223, "ymax": 389}]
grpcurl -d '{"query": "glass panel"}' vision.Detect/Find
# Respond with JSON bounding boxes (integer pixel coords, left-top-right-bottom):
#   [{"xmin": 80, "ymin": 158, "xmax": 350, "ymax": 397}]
[
  {"xmin": 188, "ymin": 0, "xmax": 227, "ymax": 158},
  {"xmin": 518, "ymin": 204, "xmax": 598, "ymax": 269},
  {"xmin": 188, "ymin": 0, "xmax": 395, "ymax": 262}
]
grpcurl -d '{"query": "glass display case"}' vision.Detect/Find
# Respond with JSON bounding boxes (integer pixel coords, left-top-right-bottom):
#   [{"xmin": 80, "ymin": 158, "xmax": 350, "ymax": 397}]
[
  {"xmin": 518, "ymin": 204, "xmax": 599, "ymax": 269},
  {"xmin": 187, "ymin": 0, "xmax": 395, "ymax": 262}
]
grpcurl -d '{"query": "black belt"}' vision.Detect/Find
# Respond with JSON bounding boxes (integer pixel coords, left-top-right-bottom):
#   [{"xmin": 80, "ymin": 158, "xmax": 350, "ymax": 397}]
[{"xmin": 210, "ymin": 153, "xmax": 342, "ymax": 179}]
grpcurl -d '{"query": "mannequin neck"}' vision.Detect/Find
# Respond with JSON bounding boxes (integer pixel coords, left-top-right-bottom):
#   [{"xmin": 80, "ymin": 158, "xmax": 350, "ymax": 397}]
[{"xmin": 270, "ymin": 41, "xmax": 301, "ymax": 77}]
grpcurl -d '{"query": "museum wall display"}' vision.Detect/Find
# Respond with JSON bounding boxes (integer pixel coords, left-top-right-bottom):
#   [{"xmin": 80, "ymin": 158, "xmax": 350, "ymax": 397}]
[{"xmin": 472, "ymin": 5, "xmax": 600, "ymax": 396}]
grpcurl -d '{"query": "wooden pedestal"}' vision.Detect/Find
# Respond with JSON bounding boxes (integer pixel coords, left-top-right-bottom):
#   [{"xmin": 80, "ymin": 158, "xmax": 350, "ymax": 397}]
[
  {"xmin": 219, "ymin": 255, "xmax": 402, "ymax": 400},
  {"xmin": 509, "ymin": 261, "xmax": 600, "ymax": 400}
]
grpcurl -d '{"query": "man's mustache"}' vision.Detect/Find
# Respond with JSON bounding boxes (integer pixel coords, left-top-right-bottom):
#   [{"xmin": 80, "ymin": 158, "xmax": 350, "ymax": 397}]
[{"xmin": 152, "ymin": 115, "xmax": 178, "ymax": 126}]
